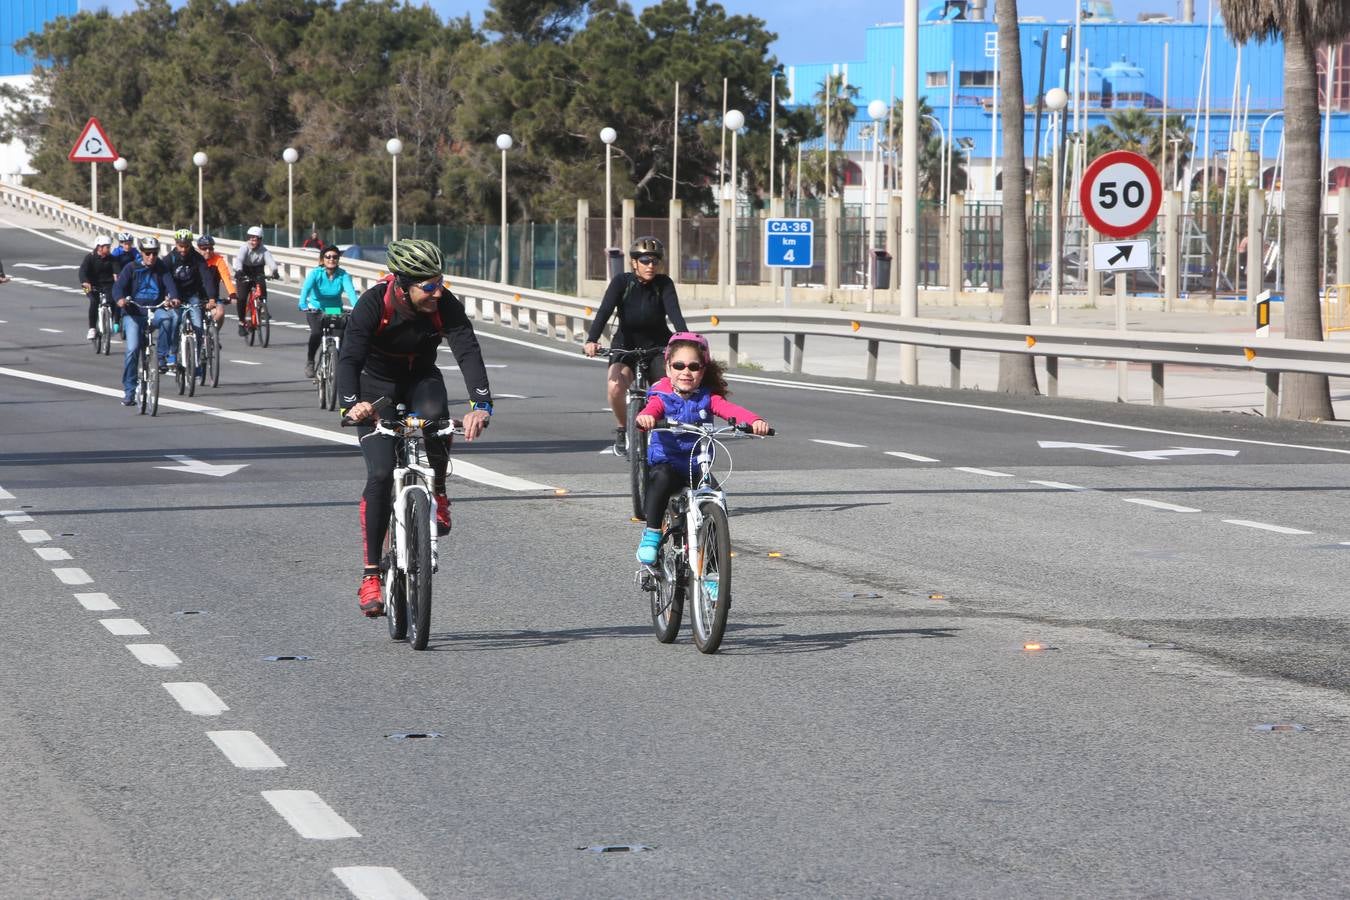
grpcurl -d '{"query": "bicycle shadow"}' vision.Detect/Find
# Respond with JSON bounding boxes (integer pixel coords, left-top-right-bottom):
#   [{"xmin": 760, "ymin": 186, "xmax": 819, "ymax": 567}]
[{"xmin": 715, "ymin": 624, "xmax": 961, "ymax": 655}]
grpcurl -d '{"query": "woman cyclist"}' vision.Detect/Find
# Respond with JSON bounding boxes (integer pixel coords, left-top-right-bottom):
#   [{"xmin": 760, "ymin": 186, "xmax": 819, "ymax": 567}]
[
  {"xmin": 336, "ymin": 238, "xmax": 493, "ymax": 618},
  {"xmin": 583, "ymin": 236, "xmax": 687, "ymax": 456},
  {"xmin": 299, "ymin": 245, "xmax": 359, "ymax": 379}
]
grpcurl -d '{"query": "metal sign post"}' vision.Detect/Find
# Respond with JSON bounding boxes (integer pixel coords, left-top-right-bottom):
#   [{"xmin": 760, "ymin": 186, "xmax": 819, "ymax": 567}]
[{"xmin": 68, "ymin": 117, "xmax": 118, "ymax": 214}]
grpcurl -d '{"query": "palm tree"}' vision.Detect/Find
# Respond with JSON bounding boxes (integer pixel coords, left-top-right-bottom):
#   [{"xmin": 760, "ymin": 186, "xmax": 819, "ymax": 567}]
[
  {"xmin": 997, "ymin": 0, "xmax": 1037, "ymax": 393},
  {"xmin": 1217, "ymin": 1, "xmax": 1350, "ymax": 420},
  {"xmin": 813, "ymin": 73, "xmax": 859, "ymax": 196}
]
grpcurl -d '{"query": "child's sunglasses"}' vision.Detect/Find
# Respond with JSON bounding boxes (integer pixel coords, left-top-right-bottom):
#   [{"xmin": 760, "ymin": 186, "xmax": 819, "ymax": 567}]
[{"xmin": 669, "ymin": 361, "xmax": 703, "ymax": 372}]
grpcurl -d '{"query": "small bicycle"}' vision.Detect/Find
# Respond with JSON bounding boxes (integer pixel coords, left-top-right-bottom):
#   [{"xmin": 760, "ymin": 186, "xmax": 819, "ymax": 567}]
[
  {"xmin": 313, "ymin": 312, "xmax": 346, "ymax": 410},
  {"xmin": 343, "ymin": 399, "xmax": 474, "ymax": 651},
  {"xmin": 595, "ymin": 345, "xmax": 665, "ymax": 519},
  {"xmin": 237, "ymin": 272, "xmax": 273, "ymax": 348},
  {"xmin": 90, "ymin": 289, "xmax": 114, "ymax": 355},
  {"xmin": 637, "ymin": 420, "xmax": 774, "ymax": 654}
]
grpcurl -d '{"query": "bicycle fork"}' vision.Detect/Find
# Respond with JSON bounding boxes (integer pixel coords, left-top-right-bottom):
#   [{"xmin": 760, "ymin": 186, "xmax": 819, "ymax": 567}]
[{"xmin": 391, "ymin": 476, "xmax": 439, "ymax": 575}]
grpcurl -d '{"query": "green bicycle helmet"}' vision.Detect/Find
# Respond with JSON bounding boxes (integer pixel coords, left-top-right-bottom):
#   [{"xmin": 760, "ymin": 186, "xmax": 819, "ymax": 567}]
[
  {"xmin": 173, "ymin": 228, "xmax": 194, "ymax": 244},
  {"xmin": 385, "ymin": 238, "xmax": 444, "ymax": 279}
]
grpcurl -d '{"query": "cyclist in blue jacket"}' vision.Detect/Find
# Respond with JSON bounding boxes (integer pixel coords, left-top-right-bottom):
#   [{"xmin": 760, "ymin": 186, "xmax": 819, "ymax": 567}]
[
  {"xmin": 298, "ymin": 246, "xmax": 359, "ymax": 379},
  {"xmin": 111, "ymin": 237, "xmax": 180, "ymax": 406}
]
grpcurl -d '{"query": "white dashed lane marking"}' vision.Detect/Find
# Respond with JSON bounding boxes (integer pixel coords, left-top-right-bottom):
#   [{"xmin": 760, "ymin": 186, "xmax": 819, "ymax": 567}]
[
  {"xmin": 52, "ymin": 567, "xmax": 92, "ymax": 585},
  {"xmin": 953, "ymin": 467, "xmax": 1014, "ymax": 478},
  {"xmin": 163, "ymin": 682, "xmax": 229, "ymax": 717},
  {"xmin": 35, "ymin": 546, "xmax": 72, "ymax": 561},
  {"xmin": 75, "ymin": 592, "xmax": 119, "ymax": 611},
  {"xmin": 1222, "ymin": 519, "xmax": 1314, "ymax": 535},
  {"xmin": 231, "ymin": 359, "xmax": 262, "ymax": 366},
  {"xmin": 207, "ymin": 731, "xmax": 286, "ymax": 769},
  {"xmin": 100, "ymin": 618, "xmax": 149, "ymax": 636},
  {"xmin": 1027, "ymin": 480, "xmax": 1088, "ymax": 491},
  {"xmin": 0, "ymin": 486, "xmax": 15, "ymax": 500},
  {"xmin": 333, "ymin": 867, "xmax": 428, "ymax": 900},
  {"xmin": 812, "ymin": 439, "xmax": 867, "ymax": 448},
  {"xmin": 1123, "ymin": 498, "xmax": 1202, "ymax": 513},
  {"xmin": 39, "ymin": 328, "xmax": 63, "ymax": 334},
  {"xmin": 126, "ymin": 644, "xmax": 182, "ymax": 668},
  {"xmin": 885, "ymin": 451, "xmax": 939, "ymax": 463},
  {"xmin": 18, "ymin": 529, "xmax": 51, "ymax": 543},
  {"xmin": 262, "ymin": 791, "xmax": 360, "ymax": 840},
  {"xmin": 4, "ymin": 511, "xmax": 35, "ymax": 523}
]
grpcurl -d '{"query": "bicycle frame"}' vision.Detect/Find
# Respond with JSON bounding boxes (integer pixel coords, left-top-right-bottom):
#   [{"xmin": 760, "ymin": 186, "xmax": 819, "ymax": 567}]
[{"xmin": 367, "ymin": 413, "xmax": 460, "ymax": 575}]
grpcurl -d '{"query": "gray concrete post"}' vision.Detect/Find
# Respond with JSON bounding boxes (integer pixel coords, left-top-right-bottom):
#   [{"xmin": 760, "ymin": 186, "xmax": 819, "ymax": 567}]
[
  {"xmin": 826, "ymin": 197, "xmax": 841, "ymax": 293},
  {"xmin": 887, "ymin": 194, "xmax": 901, "ymax": 292},
  {"xmin": 576, "ymin": 198, "xmax": 589, "ymax": 291},
  {"xmin": 1247, "ymin": 188, "xmax": 1264, "ymax": 305},
  {"xmin": 1338, "ymin": 189, "xmax": 1350, "ymax": 287},
  {"xmin": 1164, "ymin": 191, "xmax": 1179, "ymax": 313},
  {"xmin": 718, "ymin": 197, "xmax": 730, "ymax": 303},
  {"xmin": 947, "ymin": 194, "xmax": 964, "ymax": 305},
  {"xmin": 621, "ymin": 198, "xmax": 635, "ymax": 260},
  {"xmin": 668, "ymin": 199, "xmax": 683, "ymax": 285}
]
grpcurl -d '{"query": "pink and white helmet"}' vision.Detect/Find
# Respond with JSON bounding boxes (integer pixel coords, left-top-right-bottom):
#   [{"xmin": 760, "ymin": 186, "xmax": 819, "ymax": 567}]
[{"xmin": 665, "ymin": 331, "xmax": 710, "ymax": 365}]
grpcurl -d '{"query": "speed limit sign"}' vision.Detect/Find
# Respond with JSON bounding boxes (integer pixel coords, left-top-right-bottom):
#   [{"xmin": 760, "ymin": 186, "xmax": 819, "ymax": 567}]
[{"xmin": 1080, "ymin": 150, "xmax": 1162, "ymax": 238}]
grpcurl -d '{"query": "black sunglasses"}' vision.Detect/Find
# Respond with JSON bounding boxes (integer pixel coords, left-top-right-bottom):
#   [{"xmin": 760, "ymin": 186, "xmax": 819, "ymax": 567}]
[
  {"xmin": 668, "ymin": 361, "xmax": 703, "ymax": 372},
  {"xmin": 322, "ymin": 254, "xmax": 340, "ymax": 260},
  {"xmin": 636, "ymin": 255, "xmax": 659, "ymax": 266}
]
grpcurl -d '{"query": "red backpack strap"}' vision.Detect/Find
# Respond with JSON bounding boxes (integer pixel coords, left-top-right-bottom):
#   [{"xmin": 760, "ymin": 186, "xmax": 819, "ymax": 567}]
[{"xmin": 376, "ymin": 274, "xmax": 397, "ymax": 334}]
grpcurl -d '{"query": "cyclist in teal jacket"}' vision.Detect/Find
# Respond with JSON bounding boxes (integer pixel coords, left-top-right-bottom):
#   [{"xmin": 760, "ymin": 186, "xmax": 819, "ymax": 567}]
[{"xmin": 298, "ymin": 247, "xmax": 359, "ymax": 378}]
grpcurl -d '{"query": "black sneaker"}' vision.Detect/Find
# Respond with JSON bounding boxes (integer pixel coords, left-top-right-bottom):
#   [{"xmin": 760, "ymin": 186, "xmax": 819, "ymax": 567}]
[
  {"xmin": 304, "ymin": 360, "xmax": 315, "ymax": 379},
  {"xmin": 238, "ymin": 322, "xmax": 247, "ymax": 337},
  {"xmin": 613, "ymin": 427, "xmax": 627, "ymax": 457}
]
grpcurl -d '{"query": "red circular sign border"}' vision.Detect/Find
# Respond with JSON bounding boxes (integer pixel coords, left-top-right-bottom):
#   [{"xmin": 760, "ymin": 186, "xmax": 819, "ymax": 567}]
[{"xmin": 1079, "ymin": 150, "xmax": 1162, "ymax": 239}]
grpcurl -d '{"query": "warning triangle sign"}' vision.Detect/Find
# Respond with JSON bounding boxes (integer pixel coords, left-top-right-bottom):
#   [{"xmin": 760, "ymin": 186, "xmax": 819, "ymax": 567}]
[{"xmin": 68, "ymin": 117, "xmax": 119, "ymax": 163}]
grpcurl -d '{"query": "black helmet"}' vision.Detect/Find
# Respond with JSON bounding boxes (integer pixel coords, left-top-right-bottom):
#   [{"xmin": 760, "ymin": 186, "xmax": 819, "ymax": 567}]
[
  {"xmin": 196, "ymin": 233, "xmax": 215, "ymax": 249},
  {"xmin": 630, "ymin": 236, "xmax": 664, "ymax": 259}
]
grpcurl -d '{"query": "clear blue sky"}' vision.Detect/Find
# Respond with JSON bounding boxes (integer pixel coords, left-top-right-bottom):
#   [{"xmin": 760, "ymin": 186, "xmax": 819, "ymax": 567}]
[{"xmin": 84, "ymin": 0, "xmax": 1171, "ymax": 66}]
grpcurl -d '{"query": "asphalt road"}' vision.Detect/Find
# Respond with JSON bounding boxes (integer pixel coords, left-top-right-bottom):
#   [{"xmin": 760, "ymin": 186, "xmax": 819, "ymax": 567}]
[{"xmin": 4, "ymin": 222, "xmax": 1350, "ymax": 898}]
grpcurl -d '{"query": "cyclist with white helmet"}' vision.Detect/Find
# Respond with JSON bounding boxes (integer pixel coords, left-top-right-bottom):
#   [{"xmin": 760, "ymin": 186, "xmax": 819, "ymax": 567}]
[
  {"xmin": 337, "ymin": 238, "xmax": 493, "ymax": 617},
  {"xmin": 583, "ymin": 235, "xmax": 688, "ymax": 455},
  {"xmin": 78, "ymin": 235, "xmax": 118, "ymax": 341},
  {"xmin": 233, "ymin": 225, "xmax": 279, "ymax": 335}
]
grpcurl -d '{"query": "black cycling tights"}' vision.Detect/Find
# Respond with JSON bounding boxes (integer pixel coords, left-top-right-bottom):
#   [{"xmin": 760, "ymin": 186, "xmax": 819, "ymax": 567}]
[
  {"xmin": 644, "ymin": 462, "xmax": 697, "ymax": 530},
  {"xmin": 357, "ymin": 372, "xmax": 450, "ymax": 568}
]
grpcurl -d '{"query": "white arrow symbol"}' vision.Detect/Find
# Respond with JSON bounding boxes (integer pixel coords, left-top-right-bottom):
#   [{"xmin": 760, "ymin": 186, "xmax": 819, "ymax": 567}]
[
  {"xmin": 155, "ymin": 454, "xmax": 249, "ymax": 477},
  {"xmin": 1038, "ymin": 441, "xmax": 1240, "ymax": 461}
]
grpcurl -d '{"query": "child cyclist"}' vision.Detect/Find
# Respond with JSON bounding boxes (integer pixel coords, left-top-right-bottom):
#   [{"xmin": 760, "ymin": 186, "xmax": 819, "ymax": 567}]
[{"xmin": 632, "ymin": 332, "xmax": 771, "ymax": 564}]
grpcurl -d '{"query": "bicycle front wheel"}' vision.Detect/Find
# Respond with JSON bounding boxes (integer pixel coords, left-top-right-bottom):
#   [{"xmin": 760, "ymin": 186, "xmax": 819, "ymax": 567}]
[
  {"xmin": 184, "ymin": 331, "xmax": 198, "ymax": 398},
  {"xmin": 147, "ymin": 348, "xmax": 161, "ymax": 416},
  {"xmin": 384, "ymin": 508, "xmax": 408, "ymax": 641},
  {"xmin": 650, "ymin": 529, "xmax": 685, "ymax": 643},
  {"xmin": 97, "ymin": 306, "xmax": 112, "ymax": 355},
  {"xmin": 246, "ymin": 297, "xmax": 258, "ymax": 346},
  {"xmin": 626, "ymin": 393, "xmax": 647, "ymax": 519},
  {"xmin": 405, "ymin": 490, "xmax": 434, "ymax": 650},
  {"xmin": 137, "ymin": 348, "xmax": 149, "ymax": 415},
  {"xmin": 259, "ymin": 299, "xmax": 271, "ymax": 348},
  {"xmin": 691, "ymin": 504, "xmax": 732, "ymax": 654},
  {"xmin": 175, "ymin": 329, "xmax": 188, "ymax": 396}
]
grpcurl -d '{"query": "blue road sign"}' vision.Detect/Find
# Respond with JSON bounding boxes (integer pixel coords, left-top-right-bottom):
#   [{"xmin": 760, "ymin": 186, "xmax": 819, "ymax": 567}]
[{"xmin": 764, "ymin": 218, "xmax": 814, "ymax": 268}]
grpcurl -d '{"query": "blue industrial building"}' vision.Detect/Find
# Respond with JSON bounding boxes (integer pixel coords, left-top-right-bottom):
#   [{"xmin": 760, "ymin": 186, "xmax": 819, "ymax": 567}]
[
  {"xmin": 1, "ymin": 0, "xmax": 77, "ymax": 77},
  {"xmin": 784, "ymin": 12, "xmax": 1350, "ymax": 193}
]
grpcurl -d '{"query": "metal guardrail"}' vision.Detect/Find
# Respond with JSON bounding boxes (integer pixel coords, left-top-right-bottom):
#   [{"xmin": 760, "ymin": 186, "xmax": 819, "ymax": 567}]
[{"xmin": 6, "ymin": 182, "xmax": 1349, "ymax": 418}]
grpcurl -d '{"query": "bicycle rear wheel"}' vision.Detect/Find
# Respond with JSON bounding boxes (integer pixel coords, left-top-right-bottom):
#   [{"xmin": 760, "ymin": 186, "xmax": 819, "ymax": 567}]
[
  {"xmin": 691, "ymin": 504, "xmax": 732, "ymax": 654},
  {"xmin": 205, "ymin": 319, "xmax": 220, "ymax": 387},
  {"xmin": 626, "ymin": 393, "xmax": 648, "ymax": 519},
  {"xmin": 148, "ymin": 346, "xmax": 161, "ymax": 416},
  {"xmin": 406, "ymin": 490, "xmax": 434, "ymax": 650},
  {"xmin": 137, "ymin": 346, "xmax": 149, "ymax": 415},
  {"xmin": 315, "ymin": 342, "xmax": 329, "ymax": 408},
  {"xmin": 384, "ymin": 508, "xmax": 408, "ymax": 641},
  {"xmin": 259, "ymin": 298, "xmax": 271, "ymax": 348},
  {"xmin": 650, "ymin": 529, "xmax": 685, "ymax": 643}
]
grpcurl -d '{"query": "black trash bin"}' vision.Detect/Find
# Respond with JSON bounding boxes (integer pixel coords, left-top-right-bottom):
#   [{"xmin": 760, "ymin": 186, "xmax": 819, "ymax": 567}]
[
  {"xmin": 870, "ymin": 248, "xmax": 893, "ymax": 288},
  {"xmin": 606, "ymin": 247, "xmax": 625, "ymax": 280}
]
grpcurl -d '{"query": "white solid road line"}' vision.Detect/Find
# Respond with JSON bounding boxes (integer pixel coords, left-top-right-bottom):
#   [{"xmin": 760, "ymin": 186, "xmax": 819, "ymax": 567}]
[
  {"xmin": 39, "ymin": 327, "xmax": 63, "ymax": 334},
  {"xmin": 52, "ymin": 567, "xmax": 92, "ymax": 585},
  {"xmin": 333, "ymin": 867, "xmax": 428, "ymax": 900},
  {"xmin": 953, "ymin": 467, "xmax": 1015, "ymax": 477},
  {"xmin": 163, "ymin": 682, "xmax": 230, "ymax": 717},
  {"xmin": 74, "ymin": 592, "xmax": 119, "ymax": 611},
  {"xmin": 99, "ymin": 618, "xmax": 149, "ymax": 636},
  {"xmin": 0, "ymin": 216, "xmax": 88, "ymax": 250},
  {"xmin": 1124, "ymin": 498, "xmax": 1202, "ymax": 513},
  {"xmin": 231, "ymin": 359, "xmax": 262, "ymax": 366},
  {"xmin": 1222, "ymin": 519, "xmax": 1315, "ymax": 535},
  {"xmin": 1027, "ymin": 480, "xmax": 1088, "ymax": 491},
  {"xmin": 262, "ymin": 790, "xmax": 360, "ymax": 840},
  {"xmin": 812, "ymin": 439, "xmax": 867, "ymax": 448},
  {"xmin": 18, "ymin": 529, "xmax": 51, "ymax": 543},
  {"xmin": 207, "ymin": 730, "xmax": 286, "ymax": 769},
  {"xmin": 35, "ymin": 546, "xmax": 72, "ymax": 561},
  {"xmin": 885, "ymin": 450, "xmax": 939, "ymax": 463},
  {"xmin": 0, "ymin": 365, "xmax": 554, "ymax": 492},
  {"xmin": 126, "ymin": 644, "xmax": 182, "ymax": 668},
  {"xmin": 0, "ymin": 486, "xmax": 14, "ymax": 500}
]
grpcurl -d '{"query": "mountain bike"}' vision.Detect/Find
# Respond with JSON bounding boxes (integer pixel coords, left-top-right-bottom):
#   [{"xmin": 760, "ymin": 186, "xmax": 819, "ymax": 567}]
[
  {"xmin": 199, "ymin": 310, "xmax": 220, "ymax": 388},
  {"xmin": 172, "ymin": 303, "xmax": 201, "ymax": 398},
  {"xmin": 636, "ymin": 420, "xmax": 774, "ymax": 654},
  {"xmin": 129, "ymin": 301, "xmax": 168, "ymax": 417},
  {"xmin": 314, "ymin": 312, "xmax": 345, "ymax": 410},
  {"xmin": 237, "ymin": 273, "xmax": 272, "ymax": 348},
  {"xmin": 90, "ymin": 289, "xmax": 113, "ymax": 355},
  {"xmin": 343, "ymin": 399, "xmax": 474, "ymax": 651},
  {"xmin": 597, "ymin": 346, "xmax": 665, "ymax": 519}
]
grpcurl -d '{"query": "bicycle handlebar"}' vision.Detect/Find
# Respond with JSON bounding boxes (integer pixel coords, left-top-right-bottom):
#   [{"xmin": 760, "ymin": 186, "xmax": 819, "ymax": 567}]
[
  {"xmin": 340, "ymin": 396, "xmax": 480, "ymax": 437},
  {"xmin": 591, "ymin": 346, "xmax": 665, "ymax": 364},
  {"xmin": 649, "ymin": 419, "xmax": 776, "ymax": 438}
]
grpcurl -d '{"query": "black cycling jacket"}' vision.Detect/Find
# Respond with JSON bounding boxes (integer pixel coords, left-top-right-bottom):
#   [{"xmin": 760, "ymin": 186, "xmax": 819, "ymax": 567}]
[
  {"xmin": 335, "ymin": 283, "xmax": 492, "ymax": 412},
  {"xmin": 585, "ymin": 272, "xmax": 687, "ymax": 347},
  {"xmin": 78, "ymin": 251, "xmax": 119, "ymax": 291}
]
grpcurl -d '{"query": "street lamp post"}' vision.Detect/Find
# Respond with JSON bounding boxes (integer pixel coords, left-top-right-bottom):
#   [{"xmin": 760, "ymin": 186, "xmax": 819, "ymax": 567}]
[
  {"xmin": 497, "ymin": 133, "xmax": 513, "ymax": 284},
  {"xmin": 282, "ymin": 147, "xmax": 299, "ymax": 248},
  {"xmin": 386, "ymin": 138, "xmax": 403, "ymax": 241},
  {"xmin": 600, "ymin": 127, "xmax": 617, "ymax": 255},
  {"xmin": 113, "ymin": 157, "xmax": 127, "ymax": 221},
  {"xmin": 923, "ymin": 114, "xmax": 948, "ymax": 215},
  {"xmin": 192, "ymin": 151, "xmax": 208, "ymax": 235},
  {"xmin": 1045, "ymin": 87, "xmax": 1069, "ymax": 325},
  {"xmin": 723, "ymin": 109, "xmax": 744, "ymax": 306},
  {"xmin": 866, "ymin": 98, "xmax": 887, "ymax": 311}
]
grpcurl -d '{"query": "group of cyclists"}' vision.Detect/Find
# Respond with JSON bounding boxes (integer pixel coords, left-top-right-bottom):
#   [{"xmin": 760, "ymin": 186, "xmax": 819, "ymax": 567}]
[{"xmin": 74, "ymin": 226, "xmax": 769, "ymax": 616}]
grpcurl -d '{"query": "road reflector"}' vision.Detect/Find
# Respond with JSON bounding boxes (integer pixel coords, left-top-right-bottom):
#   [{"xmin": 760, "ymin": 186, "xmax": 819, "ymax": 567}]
[
  {"xmin": 710, "ymin": 315, "xmax": 720, "ymax": 326},
  {"xmin": 553, "ymin": 488, "xmax": 569, "ymax": 496},
  {"xmin": 1023, "ymin": 642, "xmax": 1044, "ymax": 651},
  {"xmin": 513, "ymin": 293, "xmax": 521, "ymax": 302},
  {"xmin": 929, "ymin": 593, "xmax": 946, "ymax": 600},
  {"xmin": 1026, "ymin": 335, "xmax": 1036, "ymax": 348},
  {"xmin": 767, "ymin": 551, "xmax": 783, "ymax": 558},
  {"xmin": 584, "ymin": 307, "xmax": 592, "ymax": 315},
  {"xmin": 851, "ymin": 321, "xmax": 861, "ymax": 331},
  {"xmin": 1243, "ymin": 347, "xmax": 1257, "ymax": 361}
]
